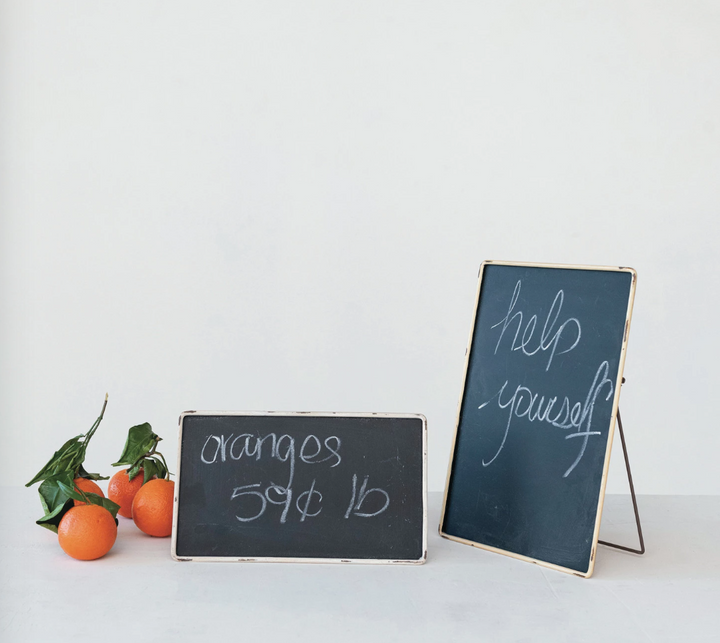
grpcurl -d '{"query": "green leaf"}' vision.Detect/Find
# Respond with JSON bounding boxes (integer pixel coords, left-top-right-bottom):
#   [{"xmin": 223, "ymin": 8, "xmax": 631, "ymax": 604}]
[
  {"xmin": 142, "ymin": 460, "xmax": 158, "ymax": 484},
  {"xmin": 38, "ymin": 471, "xmax": 76, "ymax": 515},
  {"xmin": 112, "ymin": 423, "xmax": 161, "ymax": 467},
  {"xmin": 56, "ymin": 479, "xmax": 86, "ymax": 503},
  {"xmin": 26, "ymin": 435, "xmax": 84, "ymax": 487},
  {"xmin": 141, "ymin": 457, "xmax": 167, "ymax": 484},
  {"xmin": 126, "ymin": 461, "xmax": 143, "ymax": 482},
  {"xmin": 76, "ymin": 464, "xmax": 108, "ymax": 482},
  {"xmin": 58, "ymin": 479, "xmax": 120, "ymax": 520},
  {"xmin": 124, "ymin": 454, "xmax": 168, "ymax": 484},
  {"xmin": 36, "ymin": 498, "xmax": 74, "ymax": 534},
  {"xmin": 36, "ymin": 488, "xmax": 120, "ymax": 533}
]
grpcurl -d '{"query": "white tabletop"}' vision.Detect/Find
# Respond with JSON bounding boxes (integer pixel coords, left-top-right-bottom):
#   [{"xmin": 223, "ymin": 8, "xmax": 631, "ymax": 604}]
[{"xmin": 2, "ymin": 489, "xmax": 718, "ymax": 642}]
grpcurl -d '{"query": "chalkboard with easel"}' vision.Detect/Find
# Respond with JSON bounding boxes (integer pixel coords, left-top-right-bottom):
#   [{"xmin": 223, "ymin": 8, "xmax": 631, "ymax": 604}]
[
  {"xmin": 172, "ymin": 412, "xmax": 427, "ymax": 564},
  {"xmin": 440, "ymin": 261, "xmax": 636, "ymax": 577}
]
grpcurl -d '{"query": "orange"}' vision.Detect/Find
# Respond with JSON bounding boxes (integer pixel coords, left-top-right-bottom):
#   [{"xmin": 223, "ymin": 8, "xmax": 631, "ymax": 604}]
[
  {"xmin": 73, "ymin": 477, "xmax": 105, "ymax": 506},
  {"xmin": 57, "ymin": 504, "xmax": 117, "ymax": 560},
  {"xmin": 108, "ymin": 468, "xmax": 147, "ymax": 518},
  {"xmin": 132, "ymin": 478, "xmax": 174, "ymax": 537}
]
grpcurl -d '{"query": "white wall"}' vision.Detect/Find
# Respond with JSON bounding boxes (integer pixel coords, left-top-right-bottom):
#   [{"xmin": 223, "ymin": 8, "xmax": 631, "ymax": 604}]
[{"xmin": 1, "ymin": 1, "xmax": 718, "ymax": 494}]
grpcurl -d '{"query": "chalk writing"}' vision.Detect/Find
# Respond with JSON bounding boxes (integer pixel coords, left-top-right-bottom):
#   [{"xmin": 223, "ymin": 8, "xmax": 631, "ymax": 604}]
[
  {"xmin": 344, "ymin": 474, "xmax": 391, "ymax": 519},
  {"xmin": 230, "ymin": 474, "xmax": 389, "ymax": 524},
  {"xmin": 201, "ymin": 432, "xmax": 341, "ymax": 490},
  {"xmin": 231, "ymin": 483, "xmax": 267, "ymax": 522},
  {"xmin": 478, "ymin": 361, "xmax": 614, "ymax": 476},
  {"xmin": 479, "ymin": 279, "xmax": 616, "ymax": 477},
  {"xmin": 206, "ymin": 431, "xmax": 391, "ymax": 524},
  {"xmin": 296, "ymin": 479, "xmax": 322, "ymax": 522},
  {"xmin": 492, "ymin": 279, "xmax": 581, "ymax": 371}
]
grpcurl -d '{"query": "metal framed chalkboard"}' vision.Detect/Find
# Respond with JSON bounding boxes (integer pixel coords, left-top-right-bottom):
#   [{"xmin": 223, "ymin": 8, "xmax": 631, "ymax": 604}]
[
  {"xmin": 172, "ymin": 412, "xmax": 427, "ymax": 564},
  {"xmin": 440, "ymin": 261, "xmax": 636, "ymax": 577}
]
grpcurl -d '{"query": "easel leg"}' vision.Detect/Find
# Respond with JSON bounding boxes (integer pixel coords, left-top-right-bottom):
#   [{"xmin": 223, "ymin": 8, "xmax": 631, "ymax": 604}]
[{"xmin": 598, "ymin": 409, "xmax": 646, "ymax": 555}]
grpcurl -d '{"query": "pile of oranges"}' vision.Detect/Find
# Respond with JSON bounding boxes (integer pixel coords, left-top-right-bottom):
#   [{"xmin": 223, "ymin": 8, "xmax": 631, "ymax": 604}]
[
  {"xmin": 57, "ymin": 474, "xmax": 175, "ymax": 560},
  {"xmin": 27, "ymin": 395, "xmax": 175, "ymax": 561}
]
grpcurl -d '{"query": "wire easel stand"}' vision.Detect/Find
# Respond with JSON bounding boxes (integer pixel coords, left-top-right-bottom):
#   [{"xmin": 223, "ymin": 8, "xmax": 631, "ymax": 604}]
[{"xmin": 598, "ymin": 408, "xmax": 646, "ymax": 555}]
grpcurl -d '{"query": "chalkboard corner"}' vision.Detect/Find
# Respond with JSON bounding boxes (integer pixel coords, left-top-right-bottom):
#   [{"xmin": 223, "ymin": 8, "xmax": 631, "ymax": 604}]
[
  {"xmin": 582, "ymin": 549, "xmax": 597, "ymax": 579},
  {"xmin": 437, "ymin": 527, "xmax": 455, "ymax": 543},
  {"xmin": 172, "ymin": 555, "xmax": 192, "ymax": 562},
  {"xmin": 170, "ymin": 542, "xmax": 190, "ymax": 562},
  {"xmin": 387, "ymin": 549, "xmax": 427, "ymax": 565},
  {"xmin": 617, "ymin": 265, "xmax": 637, "ymax": 281},
  {"xmin": 178, "ymin": 410, "xmax": 196, "ymax": 425},
  {"xmin": 414, "ymin": 412, "xmax": 428, "ymax": 426}
]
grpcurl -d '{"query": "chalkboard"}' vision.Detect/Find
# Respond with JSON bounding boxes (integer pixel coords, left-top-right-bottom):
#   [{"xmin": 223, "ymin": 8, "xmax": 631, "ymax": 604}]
[
  {"xmin": 172, "ymin": 412, "xmax": 427, "ymax": 563},
  {"xmin": 440, "ymin": 261, "xmax": 636, "ymax": 577}
]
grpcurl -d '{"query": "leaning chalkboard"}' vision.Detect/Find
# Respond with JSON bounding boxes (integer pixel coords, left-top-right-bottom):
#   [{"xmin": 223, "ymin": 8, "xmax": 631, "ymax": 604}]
[
  {"xmin": 172, "ymin": 412, "xmax": 427, "ymax": 563},
  {"xmin": 440, "ymin": 261, "xmax": 636, "ymax": 577}
]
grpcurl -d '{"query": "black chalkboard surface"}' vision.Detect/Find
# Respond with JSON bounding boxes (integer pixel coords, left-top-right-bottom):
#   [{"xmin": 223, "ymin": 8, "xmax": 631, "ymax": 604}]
[
  {"xmin": 440, "ymin": 261, "xmax": 636, "ymax": 577},
  {"xmin": 172, "ymin": 412, "xmax": 427, "ymax": 563}
]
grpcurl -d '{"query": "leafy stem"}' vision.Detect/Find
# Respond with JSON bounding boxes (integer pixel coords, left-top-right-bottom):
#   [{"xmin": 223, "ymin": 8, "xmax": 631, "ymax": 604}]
[
  {"xmin": 26, "ymin": 394, "xmax": 110, "ymax": 487},
  {"xmin": 35, "ymin": 471, "xmax": 121, "ymax": 532},
  {"xmin": 128, "ymin": 438, "xmax": 160, "ymax": 470},
  {"xmin": 154, "ymin": 450, "xmax": 171, "ymax": 480},
  {"xmin": 113, "ymin": 422, "xmax": 172, "ymax": 483},
  {"xmin": 82, "ymin": 393, "xmax": 108, "ymax": 450}
]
